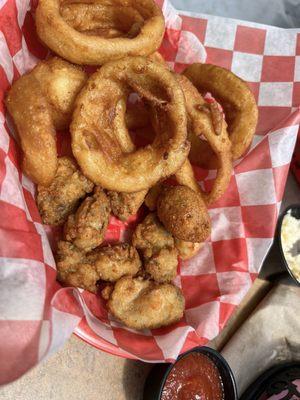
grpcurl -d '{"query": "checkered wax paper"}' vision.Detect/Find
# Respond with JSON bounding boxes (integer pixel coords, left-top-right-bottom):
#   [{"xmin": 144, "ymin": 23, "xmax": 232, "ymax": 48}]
[{"xmin": 0, "ymin": 0, "xmax": 299, "ymax": 384}]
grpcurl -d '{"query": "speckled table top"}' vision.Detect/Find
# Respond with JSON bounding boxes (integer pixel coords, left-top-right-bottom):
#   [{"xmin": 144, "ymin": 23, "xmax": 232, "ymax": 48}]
[{"xmin": 1, "ymin": 335, "xmax": 152, "ymax": 400}]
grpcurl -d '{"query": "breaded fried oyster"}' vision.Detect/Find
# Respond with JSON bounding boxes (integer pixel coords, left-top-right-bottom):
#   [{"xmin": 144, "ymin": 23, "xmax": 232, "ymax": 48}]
[
  {"xmin": 107, "ymin": 276, "xmax": 185, "ymax": 330},
  {"xmin": 37, "ymin": 157, "xmax": 94, "ymax": 225}
]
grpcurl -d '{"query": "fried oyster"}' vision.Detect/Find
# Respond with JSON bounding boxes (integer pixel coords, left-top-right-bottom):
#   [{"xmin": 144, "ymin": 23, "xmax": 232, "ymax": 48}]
[
  {"xmin": 107, "ymin": 276, "xmax": 184, "ymax": 330},
  {"xmin": 56, "ymin": 241, "xmax": 141, "ymax": 293},
  {"xmin": 37, "ymin": 157, "xmax": 94, "ymax": 225},
  {"xmin": 132, "ymin": 213, "xmax": 178, "ymax": 283},
  {"xmin": 107, "ymin": 190, "xmax": 147, "ymax": 221},
  {"xmin": 64, "ymin": 187, "xmax": 111, "ymax": 251}
]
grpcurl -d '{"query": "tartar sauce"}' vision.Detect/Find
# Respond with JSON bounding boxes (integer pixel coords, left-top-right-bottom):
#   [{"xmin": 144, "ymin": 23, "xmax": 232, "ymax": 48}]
[{"xmin": 281, "ymin": 211, "xmax": 300, "ymax": 281}]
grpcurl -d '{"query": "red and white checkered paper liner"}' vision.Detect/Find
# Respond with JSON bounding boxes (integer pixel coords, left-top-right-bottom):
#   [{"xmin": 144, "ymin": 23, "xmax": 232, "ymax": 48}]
[{"xmin": 0, "ymin": 0, "xmax": 300, "ymax": 384}]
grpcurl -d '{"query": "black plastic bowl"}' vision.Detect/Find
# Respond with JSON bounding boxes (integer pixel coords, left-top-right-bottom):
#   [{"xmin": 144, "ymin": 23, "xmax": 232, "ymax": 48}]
[
  {"xmin": 143, "ymin": 346, "xmax": 238, "ymax": 400},
  {"xmin": 240, "ymin": 362, "xmax": 300, "ymax": 399},
  {"xmin": 277, "ymin": 204, "xmax": 300, "ymax": 286}
]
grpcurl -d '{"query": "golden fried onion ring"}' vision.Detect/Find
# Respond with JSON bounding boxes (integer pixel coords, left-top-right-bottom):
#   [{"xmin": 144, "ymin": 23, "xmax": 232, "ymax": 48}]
[
  {"xmin": 32, "ymin": 57, "xmax": 87, "ymax": 130},
  {"xmin": 106, "ymin": 96, "xmax": 148, "ymax": 220},
  {"xmin": 36, "ymin": 0, "xmax": 165, "ymax": 65},
  {"xmin": 125, "ymin": 52, "xmax": 167, "ymax": 130},
  {"xmin": 71, "ymin": 57, "xmax": 189, "ymax": 192},
  {"xmin": 60, "ymin": 2, "xmax": 145, "ymax": 39},
  {"xmin": 184, "ymin": 63, "xmax": 258, "ymax": 165},
  {"xmin": 176, "ymin": 75, "xmax": 232, "ymax": 206},
  {"xmin": 6, "ymin": 57, "xmax": 87, "ymax": 186},
  {"xmin": 123, "ymin": 73, "xmax": 232, "ymax": 204},
  {"xmin": 6, "ymin": 73, "xmax": 57, "ymax": 186}
]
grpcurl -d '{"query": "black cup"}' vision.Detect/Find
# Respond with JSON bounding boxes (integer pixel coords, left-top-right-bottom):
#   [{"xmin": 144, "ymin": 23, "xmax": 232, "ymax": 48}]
[
  {"xmin": 240, "ymin": 362, "xmax": 300, "ymax": 399},
  {"xmin": 143, "ymin": 346, "xmax": 237, "ymax": 400}
]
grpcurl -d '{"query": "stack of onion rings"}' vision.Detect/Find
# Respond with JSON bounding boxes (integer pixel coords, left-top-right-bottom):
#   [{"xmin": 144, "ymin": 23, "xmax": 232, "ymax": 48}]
[{"xmin": 71, "ymin": 56, "xmax": 189, "ymax": 192}]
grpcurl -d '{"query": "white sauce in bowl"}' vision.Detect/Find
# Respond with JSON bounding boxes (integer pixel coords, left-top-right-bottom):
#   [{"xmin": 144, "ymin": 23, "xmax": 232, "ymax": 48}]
[{"xmin": 281, "ymin": 211, "xmax": 300, "ymax": 282}]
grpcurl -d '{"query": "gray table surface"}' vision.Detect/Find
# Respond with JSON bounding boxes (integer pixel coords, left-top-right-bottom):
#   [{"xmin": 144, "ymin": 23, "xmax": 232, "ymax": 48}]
[
  {"xmin": 173, "ymin": 0, "xmax": 300, "ymax": 28},
  {"xmin": 1, "ymin": 1, "xmax": 300, "ymax": 399}
]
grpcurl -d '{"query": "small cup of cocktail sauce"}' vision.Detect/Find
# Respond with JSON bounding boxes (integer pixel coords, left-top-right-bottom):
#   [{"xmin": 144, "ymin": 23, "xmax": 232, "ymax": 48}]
[{"xmin": 143, "ymin": 346, "xmax": 237, "ymax": 400}]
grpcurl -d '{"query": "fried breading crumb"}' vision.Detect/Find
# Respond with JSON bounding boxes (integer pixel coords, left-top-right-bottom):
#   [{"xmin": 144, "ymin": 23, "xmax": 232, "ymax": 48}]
[
  {"xmin": 132, "ymin": 213, "xmax": 174, "ymax": 258},
  {"xmin": 174, "ymin": 239, "xmax": 203, "ymax": 260}
]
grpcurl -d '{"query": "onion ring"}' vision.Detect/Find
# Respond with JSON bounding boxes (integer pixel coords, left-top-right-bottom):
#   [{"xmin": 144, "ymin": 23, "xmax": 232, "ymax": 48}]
[
  {"xmin": 136, "ymin": 75, "xmax": 232, "ymax": 205},
  {"xmin": 106, "ymin": 97, "xmax": 148, "ymax": 220},
  {"xmin": 5, "ymin": 73, "xmax": 57, "ymax": 186},
  {"xmin": 6, "ymin": 57, "xmax": 87, "ymax": 186},
  {"xmin": 71, "ymin": 56, "xmax": 189, "ymax": 192},
  {"xmin": 36, "ymin": 0, "xmax": 165, "ymax": 65},
  {"xmin": 33, "ymin": 57, "xmax": 87, "ymax": 130},
  {"xmin": 184, "ymin": 63, "xmax": 258, "ymax": 164},
  {"xmin": 60, "ymin": 2, "xmax": 145, "ymax": 38},
  {"xmin": 125, "ymin": 52, "xmax": 168, "ymax": 130},
  {"xmin": 175, "ymin": 75, "xmax": 232, "ymax": 206}
]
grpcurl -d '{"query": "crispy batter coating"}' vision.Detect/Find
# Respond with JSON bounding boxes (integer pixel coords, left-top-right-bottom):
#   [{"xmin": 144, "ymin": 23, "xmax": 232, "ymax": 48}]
[
  {"xmin": 60, "ymin": 2, "xmax": 144, "ymax": 36},
  {"xmin": 132, "ymin": 213, "xmax": 174, "ymax": 258},
  {"xmin": 56, "ymin": 241, "xmax": 99, "ymax": 293},
  {"xmin": 176, "ymin": 74, "xmax": 232, "ymax": 206},
  {"xmin": 5, "ymin": 72, "xmax": 57, "ymax": 187},
  {"xmin": 37, "ymin": 157, "xmax": 94, "ymax": 225},
  {"xmin": 105, "ymin": 96, "xmax": 148, "ymax": 220},
  {"xmin": 184, "ymin": 63, "xmax": 258, "ymax": 162},
  {"xmin": 36, "ymin": 0, "xmax": 165, "ymax": 65},
  {"xmin": 33, "ymin": 57, "xmax": 87, "ymax": 130},
  {"xmin": 144, "ymin": 185, "xmax": 205, "ymax": 259},
  {"xmin": 5, "ymin": 57, "xmax": 88, "ymax": 186},
  {"xmin": 107, "ymin": 190, "xmax": 147, "ymax": 221},
  {"xmin": 70, "ymin": 57, "xmax": 189, "ymax": 192},
  {"xmin": 89, "ymin": 243, "xmax": 141, "ymax": 282},
  {"xmin": 157, "ymin": 185, "xmax": 211, "ymax": 242},
  {"xmin": 102, "ymin": 285, "xmax": 114, "ymax": 300},
  {"xmin": 174, "ymin": 239, "xmax": 203, "ymax": 260},
  {"xmin": 148, "ymin": 51, "xmax": 168, "ymax": 67},
  {"xmin": 144, "ymin": 247, "xmax": 178, "ymax": 283},
  {"xmin": 132, "ymin": 213, "xmax": 178, "ymax": 282},
  {"xmin": 144, "ymin": 183, "xmax": 163, "ymax": 211},
  {"xmin": 64, "ymin": 187, "xmax": 110, "ymax": 251},
  {"xmin": 56, "ymin": 241, "xmax": 141, "ymax": 292},
  {"xmin": 107, "ymin": 276, "xmax": 185, "ymax": 330}
]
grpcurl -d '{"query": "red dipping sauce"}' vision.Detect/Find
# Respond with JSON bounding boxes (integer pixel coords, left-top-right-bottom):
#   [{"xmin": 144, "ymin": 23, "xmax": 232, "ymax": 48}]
[{"xmin": 161, "ymin": 352, "xmax": 224, "ymax": 400}]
